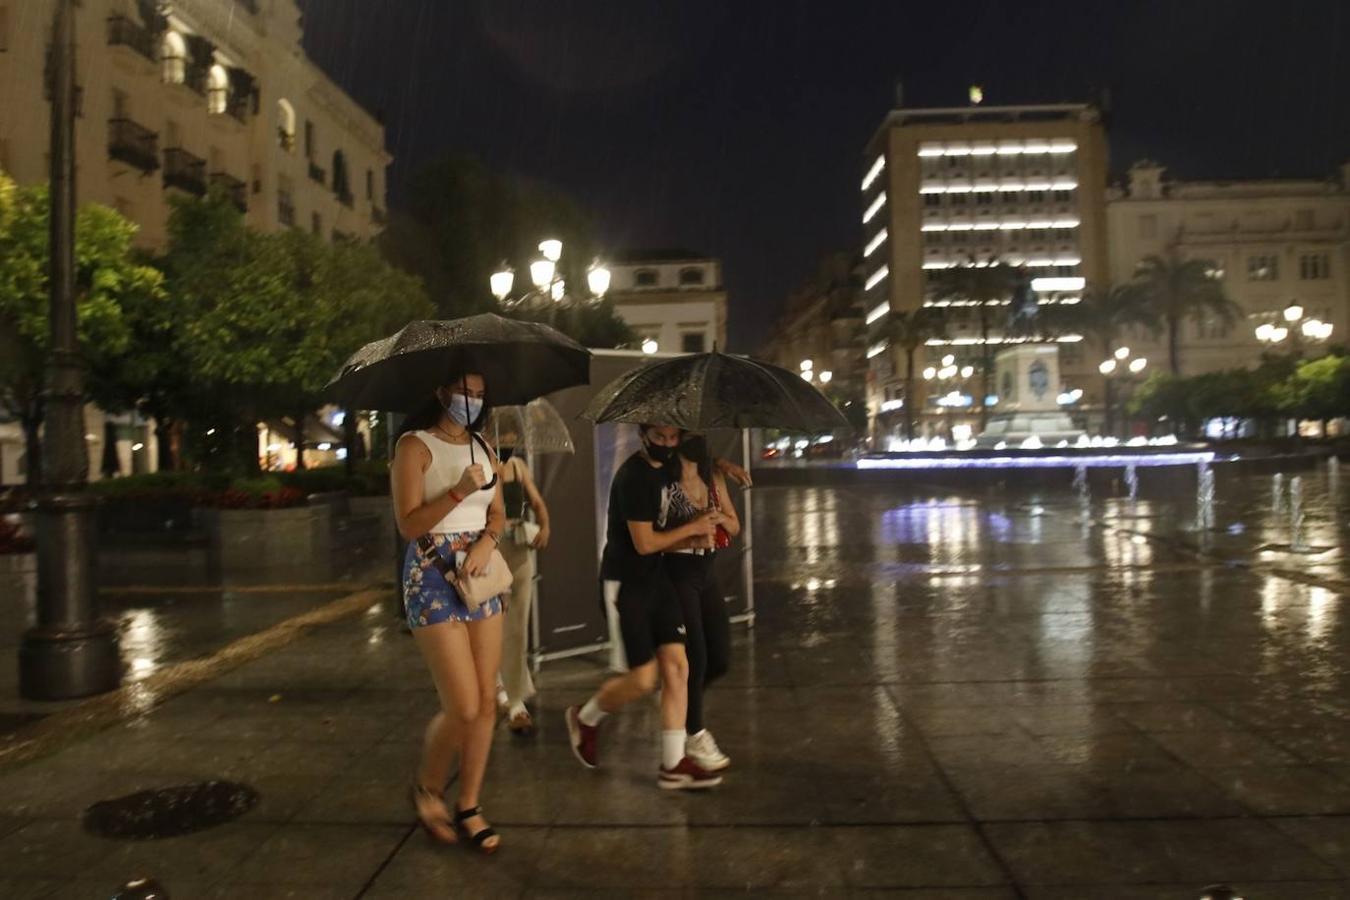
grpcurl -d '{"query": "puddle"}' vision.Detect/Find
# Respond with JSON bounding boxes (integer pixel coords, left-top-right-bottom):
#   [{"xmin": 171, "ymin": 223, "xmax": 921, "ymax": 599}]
[{"xmin": 83, "ymin": 780, "xmax": 259, "ymax": 840}]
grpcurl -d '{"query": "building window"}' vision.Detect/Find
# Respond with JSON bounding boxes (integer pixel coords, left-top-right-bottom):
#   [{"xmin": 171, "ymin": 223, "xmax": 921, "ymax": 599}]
[
  {"xmin": 1052, "ymin": 190, "xmax": 1072, "ymax": 203},
  {"xmin": 332, "ymin": 150, "xmax": 351, "ymax": 205},
  {"xmin": 0, "ymin": 138, "xmax": 9, "ymax": 173},
  {"xmin": 206, "ymin": 64, "xmax": 228, "ymax": 115},
  {"xmin": 634, "ymin": 269, "xmax": 658, "ymax": 287},
  {"xmin": 681, "ymin": 332, "xmax": 706, "ymax": 353},
  {"xmin": 1300, "ymin": 252, "xmax": 1331, "ymax": 280},
  {"xmin": 1002, "ymin": 191, "xmax": 1022, "ymax": 205},
  {"xmin": 277, "ymin": 99, "xmax": 296, "ymax": 152},
  {"xmin": 1138, "ymin": 214, "xmax": 1157, "ymax": 238},
  {"xmin": 1247, "ymin": 255, "xmax": 1279, "ymax": 281},
  {"xmin": 1026, "ymin": 190, "xmax": 1047, "ymax": 203},
  {"xmin": 304, "ymin": 120, "xmax": 316, "ymax": 159},
  {"xmin": 0, "ymin": 6, "xmax": 9, "ymax": 53},
  {"xmin": 161, "ymin": 31, "xmax": 186, "ymax": 84},
  {"xmin": 311, "ymin": 212, "xmax": 322, "ymax": 236},
  {"xmin": 1197, "ymin": 317, "xmax": 1230, "ymax": 340},
  {"xmin": 923, "ymin": 194, "xmax": 941, "ymax": 208},
  {"xmin": 949, "ymin": 193, "xmax": 968, "ymax": 207},
  {"xmin": 974, "ymin": 191, "xmax": 994, "ymax": 205},
  {"xmin": 679, "ymin": 267, "xmax": 705, "ymax": 286},
  {"xmin": 164, "ymin": 118, "xmax": 180, "ymax": 149},
  {"xmin": 366, "ymin": 168, "xmax": 374, "ymax": 200},
  {"xmin": 111, "ymin": 88, "xmax": 128, "ymax": 119}
]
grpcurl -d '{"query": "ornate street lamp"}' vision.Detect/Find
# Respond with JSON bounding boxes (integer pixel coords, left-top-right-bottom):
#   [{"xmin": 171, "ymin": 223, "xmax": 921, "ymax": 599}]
[
  {"xmin": 492, "ymin": 239, "xmax": 610, "ymax": 313},
  {"xmin": 1256, "ymin": 300, "xmax": 1333, "ymax": 352},
  {"xmin": 21, "ymin": 0, "xmax": 121, "ymax": 699}
]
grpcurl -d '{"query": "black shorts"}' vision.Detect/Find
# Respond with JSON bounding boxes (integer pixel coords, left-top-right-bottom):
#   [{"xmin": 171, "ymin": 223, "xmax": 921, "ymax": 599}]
[{"xmin": 614, "ymin": 572, "xmax": 685, "ymax": 668}]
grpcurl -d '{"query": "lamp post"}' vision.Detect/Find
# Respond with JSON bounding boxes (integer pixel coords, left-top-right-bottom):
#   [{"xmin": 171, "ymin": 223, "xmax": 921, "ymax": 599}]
[
  {"xmin": 20, "ymin": 0, "xmax": 122, "ymax": 699},
  {"xmin": 1097, "ymin": 346, "xmax": 1148, "ymax": 438},
  {"xmin": 1255, "ymin": 300, "xmax": 1333, "ymax": 356},
  {"xmin": 491, "ymin": 239, "xmax": 611, "ymax": 333}
]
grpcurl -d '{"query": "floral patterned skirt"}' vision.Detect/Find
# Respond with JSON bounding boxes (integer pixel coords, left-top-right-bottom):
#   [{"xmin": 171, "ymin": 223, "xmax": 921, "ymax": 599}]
[{"xmin": 402, "ymin": 531, "xmax": 505, "ymax": 629}]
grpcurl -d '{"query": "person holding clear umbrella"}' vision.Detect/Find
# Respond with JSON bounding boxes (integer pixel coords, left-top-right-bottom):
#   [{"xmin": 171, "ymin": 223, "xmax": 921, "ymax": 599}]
[{"xmin": 489, "ymin": 424, "xmax": 551, "ymax": 735}]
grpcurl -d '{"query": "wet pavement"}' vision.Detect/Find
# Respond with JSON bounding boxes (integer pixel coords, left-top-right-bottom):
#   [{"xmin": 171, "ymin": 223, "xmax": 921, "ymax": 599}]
[{"xmin": 2, "ymin": 465, "xmax": 1350, "ymax": 896}]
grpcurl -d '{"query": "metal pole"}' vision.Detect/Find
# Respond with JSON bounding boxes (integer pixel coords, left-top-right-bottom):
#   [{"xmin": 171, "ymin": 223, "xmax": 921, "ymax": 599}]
[{"xmin": 20, "ymin": 0, "xmax": 121, "ymax": 699}]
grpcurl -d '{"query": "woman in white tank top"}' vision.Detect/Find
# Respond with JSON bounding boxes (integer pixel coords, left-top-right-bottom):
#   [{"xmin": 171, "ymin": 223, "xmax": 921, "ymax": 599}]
[{"xmin": 391, "ymin": 372, "xmax": 506, "ymax": 854}]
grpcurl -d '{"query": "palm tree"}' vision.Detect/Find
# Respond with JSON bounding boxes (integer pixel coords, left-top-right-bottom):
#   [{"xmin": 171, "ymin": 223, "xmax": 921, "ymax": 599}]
[
  {"xmin": 1131, "ymin": 247, "xmax": 1239, "ymax": 375},
  {"xmin": 927, "ymin": 256, "xmax": 1022, "ymax": 427},
  {"xmin": 1033, "ymin": 284, "xmax": 1158, "ymax": 434},
  {"xmin": 889, "ymin": 308, "xmax": 946, "ymax": 439}
]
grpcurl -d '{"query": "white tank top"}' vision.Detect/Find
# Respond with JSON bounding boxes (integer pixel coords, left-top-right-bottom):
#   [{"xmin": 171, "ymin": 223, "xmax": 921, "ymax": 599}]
[{"xmin": 407, "ymin": 430, "xmax": 495, "ymax": 534}]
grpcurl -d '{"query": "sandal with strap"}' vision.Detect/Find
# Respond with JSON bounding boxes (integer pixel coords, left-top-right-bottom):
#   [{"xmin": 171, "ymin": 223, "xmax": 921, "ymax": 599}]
[
  {"xmin": 411, "ymin": 784, "xmax": 457, "ymax": 845},
  {"xmin": 453, "ymin": 804, "xmax": 500, "ymax": 855}
]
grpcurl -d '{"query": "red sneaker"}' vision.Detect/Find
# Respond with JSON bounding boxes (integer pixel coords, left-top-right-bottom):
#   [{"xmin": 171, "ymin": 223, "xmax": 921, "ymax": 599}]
[
  {"xmin": 565, "ymin": 705, "xmax": 599, "ymax": 769},
  {"xmin": 658, "ymin": 756, "xmax": 723, "ymax": 790}
]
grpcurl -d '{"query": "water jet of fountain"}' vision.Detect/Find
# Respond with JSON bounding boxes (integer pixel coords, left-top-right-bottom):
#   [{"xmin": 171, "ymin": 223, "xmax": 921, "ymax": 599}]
[{"xmin": 1290, "ymin": 475, "xmax": 1307, "ymax": 553}]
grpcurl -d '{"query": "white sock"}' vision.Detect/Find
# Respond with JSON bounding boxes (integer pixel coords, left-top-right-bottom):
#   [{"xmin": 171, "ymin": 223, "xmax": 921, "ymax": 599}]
[
  {"xmin": 508, "ymin": 701, "xmax": 527, "ymax": 718},
  {"xmin": 579, "ymin": 697, "xmax": 608, "ymax": 727},
  {"xmin": 661, "ymin": 729, "xmax": 686, "ymax": 770}
]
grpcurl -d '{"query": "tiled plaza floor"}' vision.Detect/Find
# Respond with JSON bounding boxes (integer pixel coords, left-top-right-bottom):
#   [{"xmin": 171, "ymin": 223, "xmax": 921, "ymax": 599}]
[{"xmin": 3, "ymin": 470, "xmax": 1350, "ymax": 897}]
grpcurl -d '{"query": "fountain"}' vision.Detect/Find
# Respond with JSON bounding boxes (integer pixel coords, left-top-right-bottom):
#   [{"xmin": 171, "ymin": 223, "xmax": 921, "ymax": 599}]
[
  {"xmin": 1290, "ymin": 475, "xmax": 1307, "ymax": 552},
  {"xmin": 1329, "ymin": 456, "xmax": 1340, "ymax": 490},
  {"xmin": 1124, "ymin": 462, "xmax": 1139, "ymax": 504},
  {"xmin": 975, "ymin": 345, "xmax": 1085, "ymax": 448},
  {"xmin": 1272, "ymin": 472, "xmax": 1285, "ymax": 514},
  {"xmin": 1196, "ymin": 461, "xmax": 1215, "ymax": 531}
]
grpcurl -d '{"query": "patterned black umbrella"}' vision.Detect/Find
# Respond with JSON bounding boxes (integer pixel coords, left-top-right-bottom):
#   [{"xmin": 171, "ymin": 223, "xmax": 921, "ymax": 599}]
[
  {"xmin": 582, "ymin": 351, "xmax": 849, "ymax": 432},
  {"xmin": 325, "ymin": 315, "xmax": 591, "ymax": 412}
]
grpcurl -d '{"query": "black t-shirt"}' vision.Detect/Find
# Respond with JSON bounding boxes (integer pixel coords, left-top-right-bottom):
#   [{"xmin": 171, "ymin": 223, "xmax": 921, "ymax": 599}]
[{"xmin": 600, "ymin": 452, "xmax": 670, "ymax": 583}]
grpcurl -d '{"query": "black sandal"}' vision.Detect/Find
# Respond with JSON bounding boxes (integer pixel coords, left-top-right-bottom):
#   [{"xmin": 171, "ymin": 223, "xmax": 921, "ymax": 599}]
[
  {"xmin": 453, "ymin": 805, "xmax": 500, "ymax": 854},
  {"xmin": 411, "ymin": 784, "xmax": 457, "ymax": 845}
]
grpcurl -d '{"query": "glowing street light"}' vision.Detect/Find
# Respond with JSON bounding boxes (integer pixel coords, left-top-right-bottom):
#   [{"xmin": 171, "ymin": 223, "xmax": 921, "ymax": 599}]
[
  {"xmin": 529, "ymin": 258, "xmax": 555, "ymax": 289},
  {"xmin": 1284, "ymin": 302, "xmax": 1304, "ymax": 323},
  {"xmin": 1128, "ymin": 357, "xmax": 1147, "ymax": 374},
  {"xmin": 922, "ymin": 366, "xmax": 937, "ymax": 380},
  {"xmin": 960, "ymin": 365, "xmax": 975, "ymax": 379},
  {"xmin": 1099, "ymin": 359, "xmax": 1117, "ymax": 375},
  {"xmin": 586, "ymin": 260, "xmax": 611, "ymax": 297},
  {"xmin": 1114, "ymin": 346, "xmax": 1130, "ymax": 360},
  {"xmin": 490, "ymin": 265, "xmax": 515, "ymax": 301},
  {"xmin": 818, "ymin": 370, "xmax": 833, "ymax": 384},
  {"xmin": 538, "ymin": 238, "xmax": 563, "ymax": 263},
  {"xmin": 641, "ymin": 338, "xmax": 659, "ymax": 355}
]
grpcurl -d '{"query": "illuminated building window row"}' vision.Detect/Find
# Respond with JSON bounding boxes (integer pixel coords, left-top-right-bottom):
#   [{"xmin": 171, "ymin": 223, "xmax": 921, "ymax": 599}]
[
  {"xmin": 919, "ymin": 181, "xmax": 1077, "ymax": 194},
  {"xmin": 917, "ymin": 140, "xmax": 1077, "ymax": 157},
  {"xmin": 921, "ymin": 219, "xmax": 1081, "ymax": 232},
  {"xmin": 863, "ymin": 192, "xmax": 886, "ymax": 224},
  {"xmin": 861, "ymin": 155, "xmax": 885, "ymax": 191},
  {"xmin": 864, "ymin": 265, "xmax": 889, "ymax": 291},
  {"xmin": 863, "ymin": 228, "xmax": 888, "ymax": 257}
]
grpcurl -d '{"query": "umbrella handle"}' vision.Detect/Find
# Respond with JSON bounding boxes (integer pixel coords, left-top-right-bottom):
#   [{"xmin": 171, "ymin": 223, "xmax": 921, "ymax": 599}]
[{"xmin": 464, "ymin": 373, "xmax": 475, "ymax": 465}]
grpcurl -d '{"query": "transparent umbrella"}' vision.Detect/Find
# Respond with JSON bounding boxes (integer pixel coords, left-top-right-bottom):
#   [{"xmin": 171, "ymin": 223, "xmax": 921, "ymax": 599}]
[{"xmin": 486, "ymin": 398, "xmax": 575, "ymax": 456}]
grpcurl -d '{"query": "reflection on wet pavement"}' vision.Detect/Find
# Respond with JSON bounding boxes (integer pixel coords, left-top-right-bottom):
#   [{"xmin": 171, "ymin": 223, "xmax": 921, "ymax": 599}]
[{"xmin": 2, "ymin": 468, "xmax": 1350, "ymax": 895}]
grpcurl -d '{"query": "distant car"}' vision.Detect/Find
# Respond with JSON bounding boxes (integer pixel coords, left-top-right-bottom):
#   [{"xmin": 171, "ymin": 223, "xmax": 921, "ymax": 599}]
[{"xmin": 760, "ymin": 446, "xmax": 783, "ymax": 460}]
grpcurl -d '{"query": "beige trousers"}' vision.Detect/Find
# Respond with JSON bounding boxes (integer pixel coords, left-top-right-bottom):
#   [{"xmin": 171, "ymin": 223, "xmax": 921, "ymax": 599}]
[{"xmin": 499, "ymin": 531, "xmax": 536, "ymax": 705}]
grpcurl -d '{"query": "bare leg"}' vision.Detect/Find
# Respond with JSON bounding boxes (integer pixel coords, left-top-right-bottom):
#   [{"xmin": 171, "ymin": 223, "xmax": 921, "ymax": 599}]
[
  {"xmin": 655, "ymin": 643, "xmax": 690, "ymax": 732},
  {"xmin": 456, "ymin": 612, "xmax": 504, "ymax": 845},
  {"xmin": 411, "ymin": 621, "xmax": 481, "ymax": 842},
  {"xmin": 594, "ymin": 659, "xmax": 660, "ymax": 712}
]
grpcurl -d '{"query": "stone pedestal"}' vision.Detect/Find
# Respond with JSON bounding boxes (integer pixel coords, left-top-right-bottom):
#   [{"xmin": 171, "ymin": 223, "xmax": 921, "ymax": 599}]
[{"xmin": 976, "ymin": 344, "xmax": 1085, "ymax": 448}]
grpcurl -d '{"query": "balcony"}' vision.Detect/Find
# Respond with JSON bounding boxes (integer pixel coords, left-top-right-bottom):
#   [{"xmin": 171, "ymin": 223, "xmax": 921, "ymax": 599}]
[
  {"xmin": 307, "ymin": 161, "xmax": 326, "ymax": 186},
  {"xmin": 163, "ymin": 147, "xmax": 206, "ymax": 196},
  {"xmin": 107, "ymin": 16, "xmax": 156, "ymax": 64},
  {"xmin": 108, "ymin": 119, "xmax": 159, "ymax": 173},
  {"xmin": 278, "ymin": 194, "xmax": 296, "ymax": 227},
  {"xmin": 210, "ymin": 173, "xmax": 248, "ymax": 212}
]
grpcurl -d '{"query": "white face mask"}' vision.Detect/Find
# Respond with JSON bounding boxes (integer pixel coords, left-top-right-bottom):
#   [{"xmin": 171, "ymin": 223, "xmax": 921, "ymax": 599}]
[{"xmin": 445, "ymin": 394, "xmax": 483, "ymax": 426}]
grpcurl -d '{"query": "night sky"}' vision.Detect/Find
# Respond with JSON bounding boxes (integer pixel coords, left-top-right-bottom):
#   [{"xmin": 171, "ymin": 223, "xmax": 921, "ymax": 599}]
[{"xmin": 300, "ymin": 0, "xmax": 1350, "ymax": 350}]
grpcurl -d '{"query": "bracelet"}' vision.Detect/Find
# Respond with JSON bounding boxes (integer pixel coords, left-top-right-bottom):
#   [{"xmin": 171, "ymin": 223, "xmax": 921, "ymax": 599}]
[{"xmin": 483, "ymin": 530, "xmax": 500, "ymax": 545}]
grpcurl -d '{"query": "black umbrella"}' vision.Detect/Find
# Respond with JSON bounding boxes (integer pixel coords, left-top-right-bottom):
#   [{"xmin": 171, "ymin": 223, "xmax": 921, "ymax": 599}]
[
  {"xmin": 325, "ymin": 315, "xmax": 591, "ymax": 413},
  {"xmin": 582, "ymin": 351, "xmax": 849, "ymax": 432}
]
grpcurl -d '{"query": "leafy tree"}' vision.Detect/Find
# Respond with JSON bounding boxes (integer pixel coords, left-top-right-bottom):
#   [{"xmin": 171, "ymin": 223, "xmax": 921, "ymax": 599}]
[
  {"xmin": 1130, "ymin": 247, "xmax": 1238, "ymax": 375},
  {"xmin": 1273, "ymin": 355, "xmax": 1350, "ymax": 427},
  {"xmin": 1128, "ymin": 371, "xmax": 1196, "ymax": 437},
  {"xmin": 160, "ymin": 194, "xmax": 431, "ymax": 473},
  {"xmin": 0, "ymin": 171, "xmax": 161, "ymax": 483},
  {"xmin": 382, "ymin": 153, "xmax": 631, "ymax": 347},
  {"xmin": 888, "ymin": 308, "xmax": 945, "ymax": 439},
  {"xmin": 927, "ymin": 257, "xmax": 1023, "ymax": 427}
]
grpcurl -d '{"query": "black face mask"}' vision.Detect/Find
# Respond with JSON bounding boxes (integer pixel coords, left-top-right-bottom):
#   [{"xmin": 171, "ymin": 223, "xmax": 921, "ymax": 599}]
[
  {"xmin": 644, "ymin": 441, "xmax": 676, "ymax": 466},
  {"xmin": 498, "ymin": 447, "xmax": 515, "ymax": 464},
  {"xmin": 679, "ymin": 435, "xmax": 709, "ymax": 464}
]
